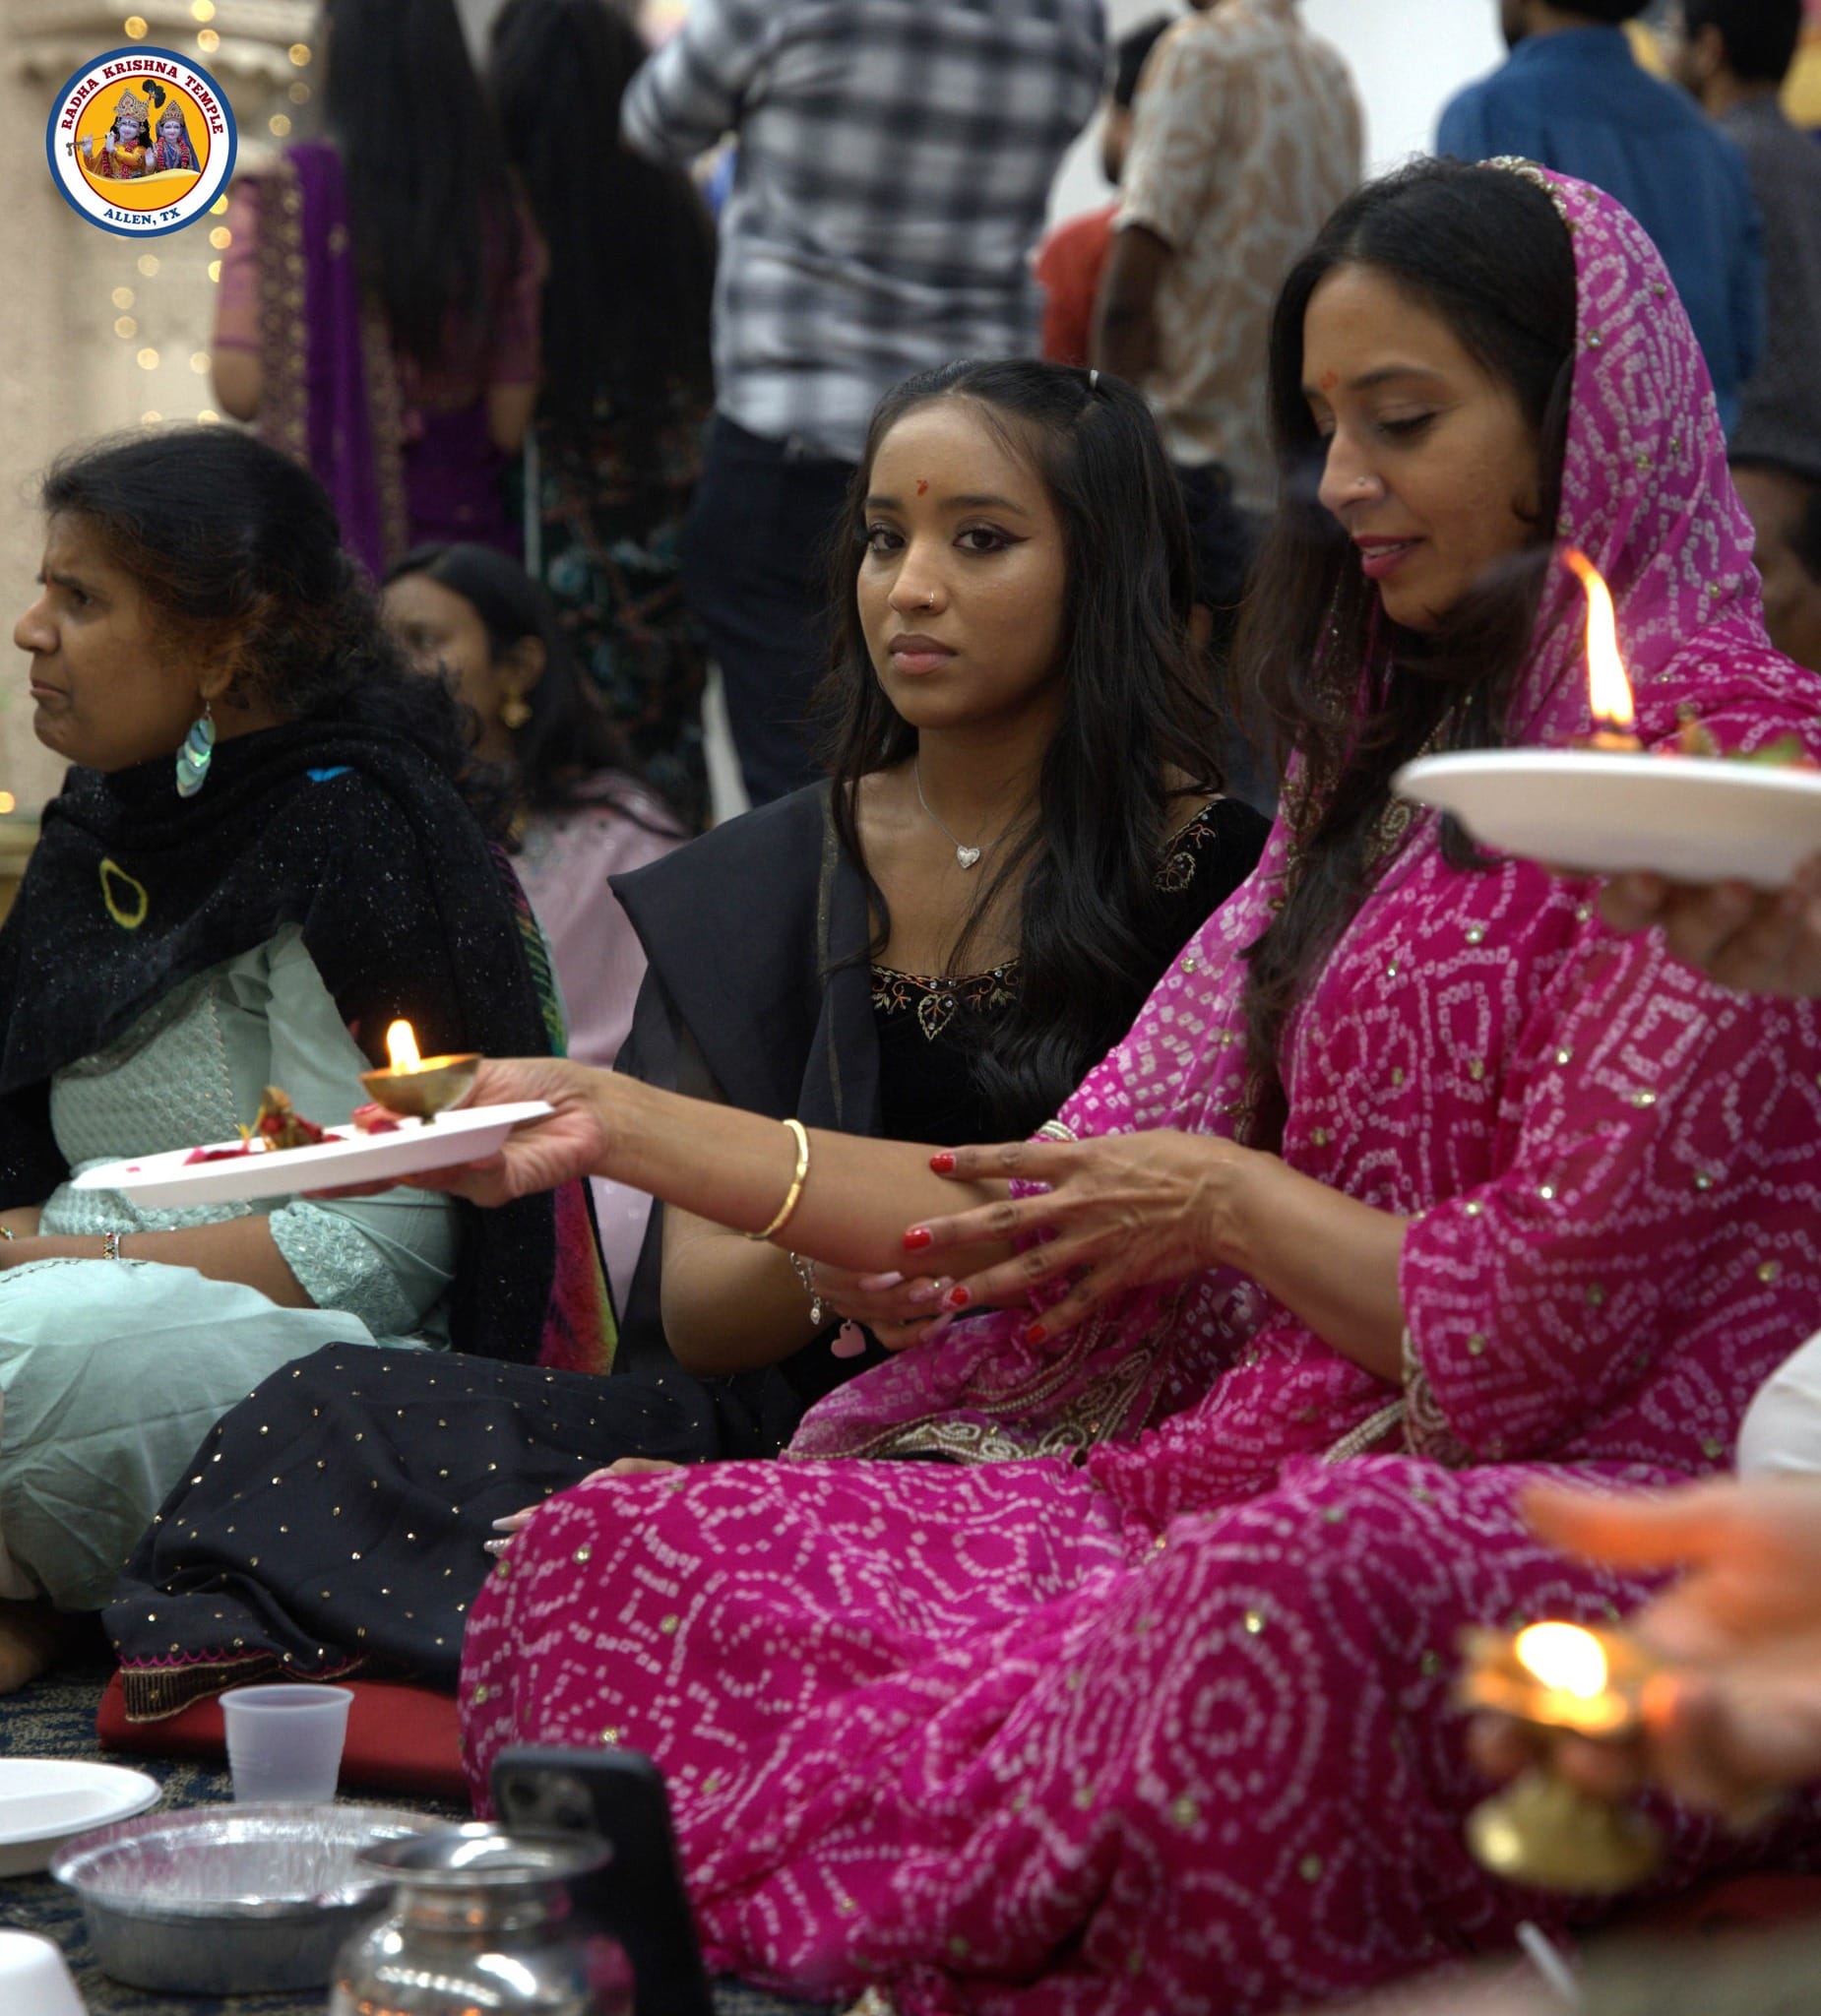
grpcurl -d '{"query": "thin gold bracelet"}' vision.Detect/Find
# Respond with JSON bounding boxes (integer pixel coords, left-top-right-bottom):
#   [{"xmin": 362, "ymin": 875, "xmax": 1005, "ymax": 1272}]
[{"xmin": 744, "ymin": 1117, "xmax": 810, "ymax": 1242}]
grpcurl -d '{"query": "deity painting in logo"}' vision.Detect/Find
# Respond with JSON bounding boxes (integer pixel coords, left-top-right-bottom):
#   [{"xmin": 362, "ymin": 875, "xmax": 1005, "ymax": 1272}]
[{"xmin": 76, "ymin": 77, "xmax": 209, "ymax": 210}]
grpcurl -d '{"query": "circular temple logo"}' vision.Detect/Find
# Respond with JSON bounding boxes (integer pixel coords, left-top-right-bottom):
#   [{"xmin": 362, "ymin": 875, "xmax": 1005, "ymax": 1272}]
[{"xmin": 45, "ymin": 47, "xmax": 236, "ymax": 237}]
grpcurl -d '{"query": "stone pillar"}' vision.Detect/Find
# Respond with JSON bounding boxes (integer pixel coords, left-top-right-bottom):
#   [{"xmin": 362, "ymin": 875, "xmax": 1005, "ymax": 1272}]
[{"xmin": 1, "ymin": 0, "xmax": 310, "ymax": 807}]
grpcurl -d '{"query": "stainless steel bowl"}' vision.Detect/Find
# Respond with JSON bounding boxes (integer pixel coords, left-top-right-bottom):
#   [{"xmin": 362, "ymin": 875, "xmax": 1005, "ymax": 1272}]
[{"xmin": 51, "ymin": 1801, "xmax": 439, "ymax": 1994}]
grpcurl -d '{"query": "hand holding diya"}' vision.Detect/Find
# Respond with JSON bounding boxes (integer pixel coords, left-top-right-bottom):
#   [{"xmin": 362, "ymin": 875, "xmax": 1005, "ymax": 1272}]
[
  {"xmin": 1458, "ymin": 1620, "xmax": 1664, "ymax": 1894},
  {"xmin": 358, "ymin": 1019, "xmax": 481, "ymax": 1122}
]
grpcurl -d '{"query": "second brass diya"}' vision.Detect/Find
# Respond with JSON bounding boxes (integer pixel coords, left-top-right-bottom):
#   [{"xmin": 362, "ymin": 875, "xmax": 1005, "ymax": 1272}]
[
  {"xmin": 1458, "ymin": 1622, "xmax": 1664, "ymax": 1895},
  {"xmin": 357, "ymin": 1053, "xmax": 481, "ymax": 1121}
]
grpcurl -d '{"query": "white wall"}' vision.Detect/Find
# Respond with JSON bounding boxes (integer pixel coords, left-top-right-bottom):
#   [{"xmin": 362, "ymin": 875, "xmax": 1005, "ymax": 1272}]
[{"xmin": 1048, "ymin": 0, "xmax": 1506, "ymax": 223}]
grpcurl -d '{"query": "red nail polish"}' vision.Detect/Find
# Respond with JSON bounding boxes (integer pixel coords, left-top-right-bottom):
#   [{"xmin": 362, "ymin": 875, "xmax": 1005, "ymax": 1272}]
[
  {"xmin": 1025, "ymin": 1322, "xmax": 1046, "ymax": 1346},
  {"xmin": 943, "ymin": 1285, "xmax": 972, "ymax": 1311},
  {"xmin": 929, "ymin": 1151, "xmax": 956, "ymax": 1174},
  {"xmin": 903, "ymin": 1227, "xmax": 934, "ymax": 1252}
]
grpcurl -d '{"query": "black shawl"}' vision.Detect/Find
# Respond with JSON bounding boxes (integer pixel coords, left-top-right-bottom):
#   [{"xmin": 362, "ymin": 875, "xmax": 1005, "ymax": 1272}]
[{"xmin": 0, "ymin": 721, "xmax": 583, "ymax": 1365}]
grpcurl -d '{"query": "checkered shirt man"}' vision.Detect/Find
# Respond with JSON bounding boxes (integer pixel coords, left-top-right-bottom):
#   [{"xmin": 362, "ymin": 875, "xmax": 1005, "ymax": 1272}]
[{"xmin": 623, "ymin": 0, "xmax": 1106, "ymax": 464}]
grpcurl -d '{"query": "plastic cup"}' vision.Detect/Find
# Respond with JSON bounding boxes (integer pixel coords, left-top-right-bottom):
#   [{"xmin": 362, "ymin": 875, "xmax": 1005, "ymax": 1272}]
[
  {"xmin": 220, "ymin": 1683, "xmax": 353, "ymax": 1803},
  {"xmin": 0, "ymin": 1929, "xmax": 86, "ymax": 2015}
]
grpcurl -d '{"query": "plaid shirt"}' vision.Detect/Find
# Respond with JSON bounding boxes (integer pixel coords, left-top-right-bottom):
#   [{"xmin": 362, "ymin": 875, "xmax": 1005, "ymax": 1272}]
[{"xmin": 623, "ymin": 0, "xmax": 1105, "ymax": 464}]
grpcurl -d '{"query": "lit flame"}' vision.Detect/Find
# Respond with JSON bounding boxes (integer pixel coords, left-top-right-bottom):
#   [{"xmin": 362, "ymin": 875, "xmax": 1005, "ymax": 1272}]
[
  {"xmin": 385, "ymin": 1020, "xmax": 423, "ymax": 1073},
  {"xmin": 1515, "ymin": 1622, "xmax": 1609, "ymax": 1701},
  {"xmin": 1564, "ymin": 548, "xmax": 1634, "ymax": 731}
]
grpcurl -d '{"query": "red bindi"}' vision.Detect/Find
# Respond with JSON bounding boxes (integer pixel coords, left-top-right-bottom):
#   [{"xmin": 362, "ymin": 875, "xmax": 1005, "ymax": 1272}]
[
  {"xmin": 915, "ymin": 478, "xmax": 929, "ymax": 495},
  {"xmin": 1319, "ymin": 370, "xmax": 1339, "ymax": 393}
]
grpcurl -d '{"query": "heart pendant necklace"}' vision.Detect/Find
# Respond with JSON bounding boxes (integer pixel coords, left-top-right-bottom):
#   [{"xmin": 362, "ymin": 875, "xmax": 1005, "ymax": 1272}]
[{"xmin": 913, "ymin": 756, "xmax": 994, "ymax": 871}]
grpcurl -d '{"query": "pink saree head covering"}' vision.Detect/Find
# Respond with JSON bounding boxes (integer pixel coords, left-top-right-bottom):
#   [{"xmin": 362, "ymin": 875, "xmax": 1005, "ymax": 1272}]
[{"xmin": 791, "ymin": 165, "xmax": 1820, "ymax": 1469}]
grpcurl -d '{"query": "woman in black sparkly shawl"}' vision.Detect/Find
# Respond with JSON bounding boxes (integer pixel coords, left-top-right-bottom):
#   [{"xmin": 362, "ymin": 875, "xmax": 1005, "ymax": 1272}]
[{"xmin": 0, "ymin": 427, "xmax": 610, "ymax": 1691}]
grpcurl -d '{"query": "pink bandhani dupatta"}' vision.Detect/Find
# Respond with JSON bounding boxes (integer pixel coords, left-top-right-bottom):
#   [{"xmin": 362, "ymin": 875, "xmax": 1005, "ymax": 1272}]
[{"xmin": 790, "ymin": 166, "xmax": 1821, "ymax": 1475}]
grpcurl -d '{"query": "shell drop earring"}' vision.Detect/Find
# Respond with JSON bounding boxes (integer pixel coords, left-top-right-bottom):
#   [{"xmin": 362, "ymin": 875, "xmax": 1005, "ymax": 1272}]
[{"xmin": 175, "ymin": 701, "xmax": 216, "ymax": 798}]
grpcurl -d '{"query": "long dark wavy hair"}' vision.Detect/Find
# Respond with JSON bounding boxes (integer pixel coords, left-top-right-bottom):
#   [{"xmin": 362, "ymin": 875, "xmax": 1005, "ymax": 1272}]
[
  {"xmin": 1234, "ymin": 160, "xmax": 1577, "ymax": 1144},
  {"xmin": 321, "ymin": 0, "xmax": 525, "ymax": 371},
  {"xmin": 42, "ymin": 428, "xmax": 511, "ymax": 838},
  {"xmin": 488, "ymin": 0, "xmax": 716, "ymax": 453},
  {"xmin": 822, "ymin": 358, "xmax": 1231, "ymax": 1138},
  {"xmin": 384, "ymin": 542, "xmax": 677, "ymax": 841}
]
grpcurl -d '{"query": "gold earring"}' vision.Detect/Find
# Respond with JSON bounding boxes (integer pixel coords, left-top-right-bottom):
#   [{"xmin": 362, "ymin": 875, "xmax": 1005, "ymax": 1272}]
[{"xmin": 499, "ymin": 681, "xmax": 532, "ymax": 731}]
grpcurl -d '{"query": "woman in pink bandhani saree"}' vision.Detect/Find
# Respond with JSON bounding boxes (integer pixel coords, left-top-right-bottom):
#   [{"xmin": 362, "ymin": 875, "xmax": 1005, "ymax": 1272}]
[{"xmin": 450, "ymin": 161, "xmax": 1821, "ymax": 2012}]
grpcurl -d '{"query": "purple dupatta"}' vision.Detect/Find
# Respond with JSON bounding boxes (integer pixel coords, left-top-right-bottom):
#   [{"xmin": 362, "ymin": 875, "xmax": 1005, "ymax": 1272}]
[{"xmin": 255, "ymin": 141, "xmax": 408, "ymax": 581}]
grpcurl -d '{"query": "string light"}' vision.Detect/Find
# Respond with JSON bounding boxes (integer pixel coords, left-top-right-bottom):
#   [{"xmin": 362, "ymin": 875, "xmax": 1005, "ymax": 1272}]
[
  {"xmin": 197, "ymin": 410, "xmax": 220, "ymax": 424},
  {"xmin": 268, "ymin": 114, "xmax": 291, "ymax": 138},
  {"xmin": 191, "ymin": 0, "xmax": 216, "ymax": 18},
  {"xmin": 209, "ymin": 225, "xmax": 231, "ymax": 250},
  {"xmin": 137, "ymin": 254, "xmax": 159, "ymax": 278},
  {"xmin": 114, "ymin": 315, "xmax": 138, "ymax": 339},
  {"xmin": 207, "ymin": 259, "xmax": 222, "ymax": 283},
  {"xmin": 123, "ymin": 16, "xmax": 148, "ymax": 37},
  {"xmin": 0, "ymin": 793, "xmax": 17, "ymax": 816},
  {"xmin": 197, "ymin": 28, "xmax": 220, "ymax": 51},
  {"xmin": 289, "ymin": 82, "xmax": 311, "ymax": 104},
  {"xmin": 136, "ymin": 347, "xmax": 159, "ymax": 370},
  {"xmin": 111, "ymin": 286, "xmax": 134, "ymax": 310},
  {"xmin": 189, "ymin": 351, "xmax": 211, "ymax": 375},
  {"xmin": 288, "ymin": 42, "xmax": 312, "ymax": 65},
  {"xmin": 141, "ymin": 411, "xmax": 162, "ymax": 426},
  {"xmin": 210, "ymin": 196, "xmax": 229, "ymax": 216}
]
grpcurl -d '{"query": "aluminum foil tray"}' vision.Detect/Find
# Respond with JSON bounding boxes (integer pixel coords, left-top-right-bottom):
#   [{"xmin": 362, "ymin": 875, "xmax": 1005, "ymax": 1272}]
[{"xmin": 50, "ymin": 1801, "xmax": 437, "ymax": 1993}]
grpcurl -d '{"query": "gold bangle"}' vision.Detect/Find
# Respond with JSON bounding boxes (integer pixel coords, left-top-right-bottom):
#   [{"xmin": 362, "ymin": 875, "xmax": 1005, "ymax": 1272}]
[{"xmin": 744, "ymin": 1117, "xmax": 810, "ymax": 1242}]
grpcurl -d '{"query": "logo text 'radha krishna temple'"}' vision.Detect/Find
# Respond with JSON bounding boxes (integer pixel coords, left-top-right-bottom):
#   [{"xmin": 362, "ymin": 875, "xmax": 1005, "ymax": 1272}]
[{"xmin": 45, "ymin": 46, "xmax": 237, "ymax": 237}]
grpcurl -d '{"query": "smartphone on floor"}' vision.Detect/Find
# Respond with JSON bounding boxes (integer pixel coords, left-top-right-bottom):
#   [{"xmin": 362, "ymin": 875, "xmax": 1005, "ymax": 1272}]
[{"xmin": 492, "ymin": 1743, "xmax": 715, "ymax": 2016}]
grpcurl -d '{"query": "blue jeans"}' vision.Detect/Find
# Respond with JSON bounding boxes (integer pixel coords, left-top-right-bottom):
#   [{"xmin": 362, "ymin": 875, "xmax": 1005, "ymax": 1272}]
[{"xmin": 680, "ymin": 414, "xmax": 857, "ymax": 807}]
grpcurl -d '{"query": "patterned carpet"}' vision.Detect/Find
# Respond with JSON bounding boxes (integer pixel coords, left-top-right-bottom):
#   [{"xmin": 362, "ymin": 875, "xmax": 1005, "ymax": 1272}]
[{"xmin": 0, "ymin": 1645, "xmax": 828, "ymax": 2015}]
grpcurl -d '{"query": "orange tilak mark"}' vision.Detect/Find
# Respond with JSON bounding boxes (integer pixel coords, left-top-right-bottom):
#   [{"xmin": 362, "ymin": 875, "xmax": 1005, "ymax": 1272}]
[{"xmin": 915, "ymin": 478, "xmax": 929, "ymax": 495}]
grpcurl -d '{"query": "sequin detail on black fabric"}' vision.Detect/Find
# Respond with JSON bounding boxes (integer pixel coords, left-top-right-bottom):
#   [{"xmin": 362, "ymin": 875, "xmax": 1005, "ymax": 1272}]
[{"xmin": 108, "ymin": 1342, "xmax": 713, "ymax": 1709}]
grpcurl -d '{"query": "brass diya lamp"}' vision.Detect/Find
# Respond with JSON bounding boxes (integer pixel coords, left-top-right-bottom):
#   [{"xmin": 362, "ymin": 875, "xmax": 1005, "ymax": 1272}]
[
  {"xmin": 1458, "ymin": 1620, "xmax": 1664, "ymax": 1894},
  {"xmin": 358, "ymin": 1019, "xmax": 480, "ymax": 1121}
]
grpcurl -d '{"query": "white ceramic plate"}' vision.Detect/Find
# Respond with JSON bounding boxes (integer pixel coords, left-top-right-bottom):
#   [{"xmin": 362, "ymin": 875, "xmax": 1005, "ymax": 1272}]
[
  {"xmin": 71, "ymin": 1101, "xmax": 555, "ymax": 1210},
  {"xmin": 1395, "ymin": 749, "xmax": 1821, "ymax": 891},
  {"xmin": 0, "ymin": 1759, "xmax": 161, "ymax": 1878}
]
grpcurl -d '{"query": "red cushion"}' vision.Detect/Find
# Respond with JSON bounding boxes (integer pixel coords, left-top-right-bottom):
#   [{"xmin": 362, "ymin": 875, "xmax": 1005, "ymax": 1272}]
[{"xmin": 95, "ymin": 1670, "xmax": 469, "ymax": 1803}]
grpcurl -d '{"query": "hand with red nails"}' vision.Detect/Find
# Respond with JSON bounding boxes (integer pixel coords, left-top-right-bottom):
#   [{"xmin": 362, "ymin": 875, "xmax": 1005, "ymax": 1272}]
[
  {"xmin": 1600, "ymin": 851, "xmax": 1821, "ymax": 999},
  {"xmin": 1471, "ymin": 1478, "xmax": 1821, "ymax": 1830},
  {"xmin": 909, "ymin": 1131, "xmax": 1266, "ymax": 1342},
  {"xmin": 912, "ymin": 1130, "xmax": 1410, "ymax": 1375}
]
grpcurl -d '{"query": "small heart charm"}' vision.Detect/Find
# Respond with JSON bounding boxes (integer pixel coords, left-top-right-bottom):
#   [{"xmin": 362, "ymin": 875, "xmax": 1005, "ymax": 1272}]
[
  {"xmin": 955, "ymin": 845, "xmax": 981, "ymax": 870},
  {"xmin": 830, "ymin": 1322, "xmax": 868, "ymax": 1359}
]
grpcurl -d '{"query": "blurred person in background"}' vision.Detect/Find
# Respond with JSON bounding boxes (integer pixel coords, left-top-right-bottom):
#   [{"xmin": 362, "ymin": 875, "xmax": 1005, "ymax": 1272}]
[
  {"xmin": 1096, "ymin": 0, "xmax": 1359, "ymax": 812},
  {"xmin": 382, "ymin": 543, "xmax": 683, "ymax": 1080},
  {"xmin": 383, "ymin": 540, "xmax": 684, "ymax": 1304},
  {"xmin": 1439, "ymin": 0, "xmax": 1763, "ymax": 434},
  {"xmin": 1035, "ymin": 17, "xmax": 1173, "ymax": 370},
  {"xmin": 620, "ymin": 0, "xmax": 1104, "ymax": 807},
  {"xmin": 1730, "ymin": 456, "xmax": 1821, "ymax": 672},
  {"xmin": 1666, "ymin": 0, "xmax": 1821, "ymax": 465},
  {"xmin": 212, "ymin": 0, "xmax": 541, "ymax": 578},
  {"xmin": 489, "ymin": 0, "xmax": 719, "ymax": 829}
]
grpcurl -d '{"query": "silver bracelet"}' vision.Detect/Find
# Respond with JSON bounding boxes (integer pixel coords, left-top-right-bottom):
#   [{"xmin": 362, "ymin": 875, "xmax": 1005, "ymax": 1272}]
[
  {"xmin": 101, "ymin": 1229, "xmax": 125, "ymax": 1262},
  {"xmin": 788, "ymin": 1252, "xmax": 824, "ymax": 1328}
]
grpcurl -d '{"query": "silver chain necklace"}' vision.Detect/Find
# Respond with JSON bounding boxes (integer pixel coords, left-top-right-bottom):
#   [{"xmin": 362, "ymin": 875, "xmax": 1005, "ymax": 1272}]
[{"xmin": 912, "ymin": 755, "xmax": 1003, "ymax": 871}]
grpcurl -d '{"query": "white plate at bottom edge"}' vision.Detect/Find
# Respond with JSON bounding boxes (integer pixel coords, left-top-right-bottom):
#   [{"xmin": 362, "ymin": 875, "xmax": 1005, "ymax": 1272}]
[
  {"xmin": 0, "ymin": 1759, "xmax": 161, "ymax": 1877},
  {"xmin": 1396, "ymin": 748, "xmax": 1821, "ymax": 890},
  {"xmin": 70, "ymin": 1100, "xmax": 555, "ymax": 1209}
]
